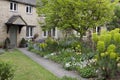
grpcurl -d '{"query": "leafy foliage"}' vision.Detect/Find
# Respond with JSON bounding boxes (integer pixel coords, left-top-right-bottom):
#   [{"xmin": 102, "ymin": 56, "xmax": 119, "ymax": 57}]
[
  {"xmin": 92, "ymin": 33, "xmax": 98, "ymax": 43},
  {"xmin": 61, "ymin": 76, "xmax": 77, "ymax": 80},
  {"xmin": 37, "ymin": 0, "xmax": 116, "ymax": 38},
  {"xmin": 0, "ymin": 62, "xmax": 14, "ymax": 80},
  {"xmin": 45, "ymin": 37, "xmax": 58, "ymax": 52},
  {"xmin": 92, "ymin": 28, "xmax": 120, "ymax": 79},
  {"xmin": 77, "ymin": 66, "xmax": 97, "ymax": 78},
  {"xmin": 97, "ymin": 41, "xmax": 105, "ymax": 53},
  {"xmin": 107, "ymin": 44, "xmax": 116, "ymax": 53},
  {"xmin": 107, "ymin": 4, "xmax": 120, "ymax": 30},
  {"xmin": 39, "ymin": 43, "xmax": 47, "ymax": 51}
]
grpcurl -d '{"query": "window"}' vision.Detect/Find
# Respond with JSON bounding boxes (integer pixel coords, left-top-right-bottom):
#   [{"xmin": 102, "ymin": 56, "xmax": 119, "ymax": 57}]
[
  {"xmin": 26, "ymin": 27, "xmax": 33, "ymax": 38},
  {"xmin": 26, "ymin": 5, "xmax": 33, "ymax": 14},
  {"xmin": 96, "ymin": 27, "xmax": 101, "ymax": 35},
  {"xmin": 52, "ymin": 28, "xmax": 56, "ymax": 36},
  {"xmin": 42, "ymin": 28, "xmax": 57, "ymax": 38},
  {"xmin": 43, "ymin": 31, "xmax": 47, "ymax": 36},
  {"xmin": 10, "ymin": 2, "xmax": 18, "ymax": 11}
]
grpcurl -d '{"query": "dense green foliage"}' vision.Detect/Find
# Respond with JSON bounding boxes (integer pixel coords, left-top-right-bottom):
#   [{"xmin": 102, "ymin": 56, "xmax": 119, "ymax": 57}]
[
  {"xmin": 92, "ymin": 28, "xmax": 120, "ymax": 79},
  {"xmin": 0, "ymin": 62, "xmax": 14, "ymax": 80},
  {"xmin": 37, "ymin": 0, "xmax": 116, "ymax": 38},
  {"xmin": 108, "ymin": 4, "xmax": 120, "ymax": 30},
  {"xmin": 77, "ymin": 66, "xmax": 97, "ymax": 78},
  {"xmin": 61, "ymin": 76, "xmax": 77, "ymax": 80}
]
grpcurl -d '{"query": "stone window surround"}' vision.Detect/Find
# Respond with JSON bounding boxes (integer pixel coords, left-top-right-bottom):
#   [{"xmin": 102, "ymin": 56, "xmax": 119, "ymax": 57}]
[
  {"xmin": 10, "ymin": 2, "xmax": 18, "ymax": 12},
  {"xmin": 26, "ymin": 26, "xmax": 34, "ymax": 38},
  {"xmin": 26, "ymin": 5, "xmax": 33, "ymax": 14},
  {"xmin": 42, "ymin": 28, "xmax": 57, "ymax": 38}
]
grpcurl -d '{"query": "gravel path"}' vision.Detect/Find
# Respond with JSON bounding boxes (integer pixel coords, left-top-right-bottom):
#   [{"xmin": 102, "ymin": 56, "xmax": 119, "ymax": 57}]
[{"xmin": 18, "ymin": 48, "xmax": 88, "ymax": 80}]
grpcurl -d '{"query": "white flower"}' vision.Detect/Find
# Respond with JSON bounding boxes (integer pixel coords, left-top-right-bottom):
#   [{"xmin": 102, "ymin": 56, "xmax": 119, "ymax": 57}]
[
  {"xmin": 65, "ymin": 62, "xmax": 71, "ymax": 68},
  {"xmin": 50, "ymin": 53, "xmax": 56, "ymax": 56}
]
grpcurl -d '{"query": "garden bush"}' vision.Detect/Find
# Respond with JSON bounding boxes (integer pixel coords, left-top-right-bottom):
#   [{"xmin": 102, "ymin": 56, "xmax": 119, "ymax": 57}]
[
  {"xmin": 45, "ymin": 37, "xmax": 59, "ymax": 52},
  {"xmin": 39, "ymin": 43, "xmax": 47, "ymax": 51},
  {"xmin": 27, "ymin": 41, "xmax": 34, "ymax": 51},
  {"xmin": 77, "ymin": 66, "xmax": 97, "ymax": 78},
  {"xmin": 19, "ymin": 38, "xmax": 27, "ymax": 48},
  {"xmin": 61, "ymin": 76, "xmax": 77, "ymax": 80},
  {"xmin": 0, "ymin": 62, "xmax": 14, "ymax": 80},
  {"xmin": 92, "ymin": 28, "xmax": 120, "ymax": 79}
]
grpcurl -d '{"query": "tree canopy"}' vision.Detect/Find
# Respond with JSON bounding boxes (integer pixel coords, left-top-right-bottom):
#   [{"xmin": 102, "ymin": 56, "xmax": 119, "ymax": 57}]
[
  {"xmin": 107, "ymin": 4, "xmax": 120, "ymax": 30},
  {"xmin": 37, "ymin": 0, "xmax": 118, "ymax": 38}
]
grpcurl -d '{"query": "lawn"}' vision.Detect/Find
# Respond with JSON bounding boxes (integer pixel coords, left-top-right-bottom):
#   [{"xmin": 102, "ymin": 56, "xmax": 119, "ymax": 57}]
[{"xmin": 0, "ymin": 49, "xmax": 60, "ymax": 80}]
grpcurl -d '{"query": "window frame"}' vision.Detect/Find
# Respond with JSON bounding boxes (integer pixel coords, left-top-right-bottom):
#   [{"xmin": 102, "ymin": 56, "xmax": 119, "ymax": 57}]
[
  {"xmin": 42, "ymin": 28, "xmax": 57, "ymax": 38},
  {"xmin": 10, "ymin": 2, "xmax": 18, "ymax": 12},
  {"xmin": 26, "ymin": 27, "xmax": 34, "ymax": 38},
  {"xmin": 26, "ymin": 5, "xmax": 33, "ymax": 14}
]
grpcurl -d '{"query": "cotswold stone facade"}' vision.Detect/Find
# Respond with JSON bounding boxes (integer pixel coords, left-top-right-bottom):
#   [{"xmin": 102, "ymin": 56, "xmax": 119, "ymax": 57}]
[{"xmin": 0, "ymin": 0, "xmax": 42, "ymax": 48}]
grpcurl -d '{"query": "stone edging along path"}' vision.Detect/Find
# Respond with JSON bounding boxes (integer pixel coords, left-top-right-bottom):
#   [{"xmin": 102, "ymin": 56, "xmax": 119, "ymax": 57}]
[{"xmin": 18, "ymin": 48, "xmax": 88, "ymax": 80}]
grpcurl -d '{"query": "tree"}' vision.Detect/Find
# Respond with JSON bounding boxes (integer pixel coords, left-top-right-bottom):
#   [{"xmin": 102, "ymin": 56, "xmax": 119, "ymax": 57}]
[
  {"xmin": 107, "ymin": 3, "xmax": 120, "ymax": 30},
  {"xmin": 37, "ymin": 0, "xmax": 117, "ymax": 39}
]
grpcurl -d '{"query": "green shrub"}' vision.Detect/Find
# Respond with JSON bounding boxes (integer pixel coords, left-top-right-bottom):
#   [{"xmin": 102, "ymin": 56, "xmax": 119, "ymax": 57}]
[
  {"xmin": 61, "ymin": 76, "xmax": 77, "ymax": 80},
  {"xmin": 107, "ymin": 44, "xmax": 116, "ymax": 53},
  {"xmin": 58, "ymin": 36, "xmax": 80, "ymax": 51},
  {"xmin": 28, "ymin": 41, "xmax": 34, "ymax": 51},
  {"xmin": 19, "ymin": 38, "xmax": 27, "ymax": 47},
  {"xmin": 97, "ymin": 41, "xmax": 105, "ymax": 53},
  {"xmin": 98, "ymin": 34, "xmax": 111, "ymax": 45},
  {"xmin": 78, "ymin": 66, "xmax": 97, "ymax": 78},
  {"xmin": 45, "ymin": 37, "xmax": 58, "ymax": 52},
  {"xmin": 0, "ymin": 62, "xmax": 14, "ymax": 80},
  {"xmin": 93, "ymin": 29, "xmax": 120, "ymax": 79},
  {"xmin": 39, "ymin": 43, "xmax": 47, "ymax": 51},
  {"xmin": 92, "ymin": 33, "xmax": 98, "ymax": 43},
  {"xmin": 28, "ymin": 46, "xmax": 34, "ymax": 51},
  {"xmin": 104, "ymin": 34, "xmax": 112, "ymax": 45},
  {"xmin": 113, "ymin": 33, "xmax": 120, "ymax": 44}
]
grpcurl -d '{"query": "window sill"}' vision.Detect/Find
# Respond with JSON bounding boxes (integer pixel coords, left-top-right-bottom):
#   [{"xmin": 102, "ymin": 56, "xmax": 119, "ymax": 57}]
[
  {"xmin": 10, "ymin": 10, "xmax": 18, "ymax": 13},
  {"xmin": 26, "ymin": 36, "xmax": 33, "ymax": 39},
  {"xmin": 26, "ymin": 13, "xmax": 33, "ymax": 15}
]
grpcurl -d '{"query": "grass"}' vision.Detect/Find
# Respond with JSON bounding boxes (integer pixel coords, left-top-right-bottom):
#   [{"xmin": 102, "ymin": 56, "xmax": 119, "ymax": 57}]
[{"xmin": 0, "ymin": 49, "xmax": 60, "ymax": 80}]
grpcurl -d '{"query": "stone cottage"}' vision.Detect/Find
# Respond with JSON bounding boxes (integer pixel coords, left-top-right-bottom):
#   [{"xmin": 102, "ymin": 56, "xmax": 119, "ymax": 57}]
[
  {"xmin": 0, "ymin": 0, "xmax": 42, "ymax": 48},
  {"xmin": 0, "ymin": 0, "xmax": 62, "ymax": 48}
]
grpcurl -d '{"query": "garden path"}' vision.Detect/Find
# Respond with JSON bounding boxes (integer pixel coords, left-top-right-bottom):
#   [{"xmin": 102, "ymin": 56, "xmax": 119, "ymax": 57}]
[{"xmin": 18, "ymin": 48, "xmax": 88, "ymax": 80}]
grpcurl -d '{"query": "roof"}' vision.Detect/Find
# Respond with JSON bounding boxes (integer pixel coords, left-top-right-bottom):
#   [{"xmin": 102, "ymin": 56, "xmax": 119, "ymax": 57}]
[
  {"xmin": 9, "ymin": 0, "xmax": 36, "ymax": 6},
  {"xmin": 6, "ymin": 15, "xmax": 27, "ymax": 26}
]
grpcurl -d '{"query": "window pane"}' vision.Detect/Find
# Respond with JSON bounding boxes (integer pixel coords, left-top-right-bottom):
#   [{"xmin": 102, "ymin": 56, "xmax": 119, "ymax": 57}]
[
  {"xmin": 14, "ymin": 3, "xmax": 16, "ymax": 10},
  {"xmin": 30, "ymin": 6, "xmax": 31, "ymax": 13},
  {"xmin": 48, "ymin": 30, "xmax": 51, "ymax": 37},
  {"xmin": 43, "ymin": 31, "xmax": 46, "ymax": 36},
  {"xmin": 26, "ymin": 6, "xmax": 28, "ymax": 12},
  {"xmin": 26, "ymin": 6, "xmax": 32, "ymax": 13},
  {"xmin": 10, "ymin": 2, "xmax": 13, "ymax": 10},
  {"xmin": 30, "ymin": 27, "xmax": 33, "ymax": 36},
  {"xmin": 26, "ymin": 27, "xmax": 29, "ymax": 37},
  {"xmin": 97, "ymin": 27, "xmax": 101, "ymax": 35},
  {"xmin": 53, "ymin": 28, "xmax": 56, "ymax": 36}
]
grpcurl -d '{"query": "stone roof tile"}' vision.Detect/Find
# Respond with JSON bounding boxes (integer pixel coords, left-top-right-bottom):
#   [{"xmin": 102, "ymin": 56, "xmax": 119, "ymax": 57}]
[{"xmin": 10, "ymin": 0, "xmax": 36, "ymax": 6}]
